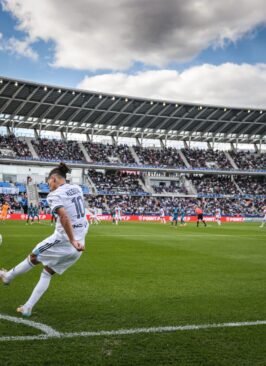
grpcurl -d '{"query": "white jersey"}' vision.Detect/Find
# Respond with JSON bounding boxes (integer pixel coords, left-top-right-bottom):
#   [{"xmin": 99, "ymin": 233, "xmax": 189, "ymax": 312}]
[
  {"xmin": 215, "ymin": 209, "xmax": 221, "ymax": 218},
  {"xmin": 115, "ymin": 207, "xmax": 121, "ymax": 216},
  {"xmin": 93, "ymin": 208, "xmax": 98, "ymax": 216},
  {"xmin": 47, "ymin": 183, "xmax": 88, "ymax": 241},
  {"xmin": 160, "ymin": 208, "xmax": 165, "ymax": 217}
]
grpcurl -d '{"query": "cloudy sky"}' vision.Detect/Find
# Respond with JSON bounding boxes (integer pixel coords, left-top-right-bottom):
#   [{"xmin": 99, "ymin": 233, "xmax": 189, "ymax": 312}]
[{"xmin": 1, "ymin": 0, "xmax": 266, "ymax": 108}]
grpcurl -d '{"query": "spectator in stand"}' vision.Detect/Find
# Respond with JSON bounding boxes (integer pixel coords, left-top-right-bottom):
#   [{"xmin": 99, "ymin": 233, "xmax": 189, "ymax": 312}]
[
  {"xmin": 189, "ymin": 175, "xmax": 239, "ymax": 195},
  {"xmin": 235, "ymin": 176, "xmax": 265, "ymax": 195},
  {"xmin": 88, "ymin": 170, "xmax": 146, "ymax": 194},
  {"xmin": 0, "ymin": 134, "xmax": 32, "ymax": 158},
  {"xmin": 134, "ymin": 146, "xmax": 185, "ymax": 167},
  {"xmin": 182, "ymin": 148, "xmax": 232, "ymax": 169},
  {"xmin": 231, "ymin": 150, "xmax": 266, "ymax": 170},
  {"xmin": 83, "ymin": 142, "xmax": 136, "ymax": 164},
  {"xmin": 32, "ymin": 138, "xmax": 85, "ymax": 162}
]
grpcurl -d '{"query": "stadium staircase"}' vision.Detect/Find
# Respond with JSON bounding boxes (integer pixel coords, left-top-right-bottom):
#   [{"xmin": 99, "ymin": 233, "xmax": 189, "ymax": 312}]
[
  {"xmin": 225, "ymin": 151, "xmax": 238, "ymax": 169},
  {"xmin": 232, "ymin": 177, "xmax": 243, "ymax": 194},
  {"xmin": 78, "ymin": 142, "xmax": 92, "ymax": 162},
  {"xmin": 86, "ymin": 174, "xmax": 98, "ymax": 194},
  {"xmin": 129, "ymin": 146, "xmax": 141, "ymax": 164},
  {"xmin": 141, "ymin": 175, "xmax": 155, "ymax": 194},
  {"xmin": 22, "ymin": 137, "xmax": 39, "ymax": 159},
  {"xmin": 178, "ymin": 149, "xmax": 191, "ymax": 168},
  {"xmin": 183, "ymin": 176, "xmax": 197, "ymax": 194},
  {"xmin": 138, "ymin": 177, "xmax": 150, "ymax": 193}
]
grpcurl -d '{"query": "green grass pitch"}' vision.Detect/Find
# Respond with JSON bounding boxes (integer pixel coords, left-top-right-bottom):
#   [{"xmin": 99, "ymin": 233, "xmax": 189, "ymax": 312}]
[{"xmin": 0, "ymin": 220, "xmax": 265, "ymax": 366}]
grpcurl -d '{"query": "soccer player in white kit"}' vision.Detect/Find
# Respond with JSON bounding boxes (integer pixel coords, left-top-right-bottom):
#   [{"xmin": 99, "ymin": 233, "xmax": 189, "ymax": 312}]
[
  {"xmin": 90, "ymin": 206, "xmax": 99, "ymax": 224},
  {"xmin": 259, "ymin": 206, "xmax": 266, "ymax": 228},
  {"xmin": 115, "ymin": 206, "xmax": 122, "ymax": 225},
  {"xmin": 159, "ymin": 207, "xmax": 166, "ymax": 224},
  {"xmin": 215, "ymin": 208, "xmax": 222, "ymax": 226},
  {"xmin": 0, "ymin": 163, "xmax": 88, "ymax": 317}
]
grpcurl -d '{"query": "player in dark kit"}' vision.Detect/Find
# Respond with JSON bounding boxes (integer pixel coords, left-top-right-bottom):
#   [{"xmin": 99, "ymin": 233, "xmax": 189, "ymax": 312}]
[
  {"xmin": 26, "ymin": 203, "xmax": 35, "ymax": 225},
  {"xmin": 171, "ymin": 206, "xmax": 179, "ymax": 226}
]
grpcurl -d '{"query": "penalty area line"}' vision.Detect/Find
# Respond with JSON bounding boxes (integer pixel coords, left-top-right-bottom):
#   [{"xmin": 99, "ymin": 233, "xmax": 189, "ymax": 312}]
[{"xmin": 0, "ymin": 315, "xmax": 266, "ymax": 341}]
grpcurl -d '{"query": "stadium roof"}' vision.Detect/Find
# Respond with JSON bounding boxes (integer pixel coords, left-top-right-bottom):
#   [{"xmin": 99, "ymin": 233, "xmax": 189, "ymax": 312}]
[{"xmin": 0, "ymin": 76, "xmax": 265, "ymax": 144}]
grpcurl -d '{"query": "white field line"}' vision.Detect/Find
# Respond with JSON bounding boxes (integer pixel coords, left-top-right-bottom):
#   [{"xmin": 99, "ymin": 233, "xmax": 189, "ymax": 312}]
[
  {"xmin": 0, "ymin": 313, "xmax": 266, "ymax": 342},
  {"xmin": 0, "ymin": 314, "xmax": 60, "ymax": 337}
]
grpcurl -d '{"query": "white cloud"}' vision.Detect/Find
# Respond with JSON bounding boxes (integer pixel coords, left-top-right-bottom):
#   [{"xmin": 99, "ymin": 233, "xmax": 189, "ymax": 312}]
[
  {"xmin": 1, "ymin": 0, "xmax": 266, "ymax": 70},
  {"xmin": 5, "ymin": 37, "xmax": 38, "ymax": 60},
  {"xmin": 78, "ymin": 63, "xmax": 266, "ymax": 108}
]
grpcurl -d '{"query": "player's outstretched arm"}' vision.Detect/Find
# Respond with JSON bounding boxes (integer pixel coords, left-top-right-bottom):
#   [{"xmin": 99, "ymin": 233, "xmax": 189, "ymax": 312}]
[{"xmin": 56, "ymin": 207, "xmax": 85, "ymax": 252}]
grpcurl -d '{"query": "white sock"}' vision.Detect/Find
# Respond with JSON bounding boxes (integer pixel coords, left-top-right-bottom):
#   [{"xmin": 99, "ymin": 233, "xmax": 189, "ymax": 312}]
[
  {"xmin": 24, "ymin": 269, "xmax": 52, "ymax": 310},
  {"xmin": 6, "ymin": 257, "xmax": 35, "ymax": 283}
]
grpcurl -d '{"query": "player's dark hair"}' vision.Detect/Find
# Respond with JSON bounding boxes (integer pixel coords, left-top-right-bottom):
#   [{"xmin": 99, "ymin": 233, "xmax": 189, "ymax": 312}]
[{"xmin": 48, "ymin": 162, "xmax": 71, "ymax": 179}]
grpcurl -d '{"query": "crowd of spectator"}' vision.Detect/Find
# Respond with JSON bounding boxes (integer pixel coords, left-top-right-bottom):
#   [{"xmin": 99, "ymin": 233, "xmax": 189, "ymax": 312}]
[
  {"xmin": 152, "ymin": 181, "xmax": 188, "ymax": 194},
  {"xmin": 134, "ymin": 146, "xmax": 185, "ymax": 167},
  {"xmin": 235, "ymin": 176, "xmax": 265, "ymax": 195},
  {"xmin": 231, "ymin": 150, "xmax": 266, "ymax": 170},
  {"xmin": 0, "ymin": 135, "xmax": 32, "ymax": 158},
  {"xmin": 83, "ymin": 142, "xmax": 135, "ymax": 164},
  {"xmin": 88, "ymin": 170, "xmax": 146, "ymax": 194},
  {"xmin": 182, "ymin": 148, "xmax": 232, "ymax": 169},
  {"xmin": 0, "ymin": 193, "xmax": 22, "ymax": 211},
  {"xmin": 83, "ymin": 195, "xmax": 265, "ymax": 217},
  {"xmin": 32, "ymin": 138, "xmax": 85, "ymax": 162},
  {"xmin": 189, "ymin": 175, "xmax": 239, "ymax": 195}
]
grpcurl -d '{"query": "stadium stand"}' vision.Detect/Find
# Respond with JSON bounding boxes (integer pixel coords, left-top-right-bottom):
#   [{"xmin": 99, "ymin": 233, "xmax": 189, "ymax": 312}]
[
  {"xmin": 32, "ymin": 138, "xmax": 86, "ymax": 162},
  {"xmin": 0, "ymin": 135, "xmax": 32, "ymax": 158},
  {"xmin": 134, "ymin": 146, "xmax": 185, "ymax": 167},
  {"xmin": 88, "ymin": 170, "xmax": 146, "ymax": 195},
  {"xmin": 182, "ymin": 148, "xmax": 232, "ymax": 169},
  {"xmin": 0, "ymin": 77, "xmax": 265, "ymax": 220},
  {"xmin": 231, "ymin": 150, "xmax": 266, "ymax": 170},
  {"xmin": 83, "ymin": 142, "xmax": 135, "ymax": 164},
  {"xmin": 188, "ymin": 175, "xmax": 239, "ymax": 195}
]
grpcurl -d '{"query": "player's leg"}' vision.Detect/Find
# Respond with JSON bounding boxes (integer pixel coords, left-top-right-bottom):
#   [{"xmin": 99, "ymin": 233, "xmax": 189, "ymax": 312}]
[
  {"xmin": 0, "ymin": 254, "xmax": 39, "ymax": 285},
  {"xmin": 17, "ymin": 266, "xmax": 55, "ymax": 317},
  {"xmin": 260, "ymin": 217, "xmax": 265, "ymax": 227}
]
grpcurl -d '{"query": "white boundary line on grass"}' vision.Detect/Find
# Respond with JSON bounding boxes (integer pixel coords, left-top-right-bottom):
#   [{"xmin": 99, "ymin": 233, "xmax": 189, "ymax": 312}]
[{"xmin": 0, "ymin": 313, "xmax": 266, "ymax": 342}]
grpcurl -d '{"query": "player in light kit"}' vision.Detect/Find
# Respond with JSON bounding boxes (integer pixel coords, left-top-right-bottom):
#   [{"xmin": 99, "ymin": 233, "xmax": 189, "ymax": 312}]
[
  {"xmin": 159, "ymin": 207, "xmax": 166, "ymax": 224},
  {"xmin": 180, "ymin": 206, "xmax": 186, "ymax": 226},
  {"xmin": 115, "ymin": 206, "xmax": 122, "ymax": 225},
  {"xmin": 90, "ymin": 206, "xmax": 99, "ymax": 224},
  {"xmin": 259, "ymin": 206, "xmax": 266, "ymax": 228},
  {"xmin": 0, "ymin": 163, "xmax": 88, "ymax": 317},
  {"xmin": 215, "ymin": 208, "xmax": 222, "ymax": 226}
]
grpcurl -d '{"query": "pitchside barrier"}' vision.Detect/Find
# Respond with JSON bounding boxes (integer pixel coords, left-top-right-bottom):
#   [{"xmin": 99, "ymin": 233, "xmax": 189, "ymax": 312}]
[{"xmin": 4, "ymin": 214, "xmax": 262, "ymax": 222}]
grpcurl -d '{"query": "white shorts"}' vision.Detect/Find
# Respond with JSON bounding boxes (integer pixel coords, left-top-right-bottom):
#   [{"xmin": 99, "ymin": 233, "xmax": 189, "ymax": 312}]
[
  {"xmin": 115, "ymin": 215, "xmax": 121, "ymax": 220},
  {"xmin": 216, "ymin": 215, "xmax": 221, "ymax": 220},
  {"xmin": 32, "ymin": 232, "xmax": 87, "ymax": 275}
]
